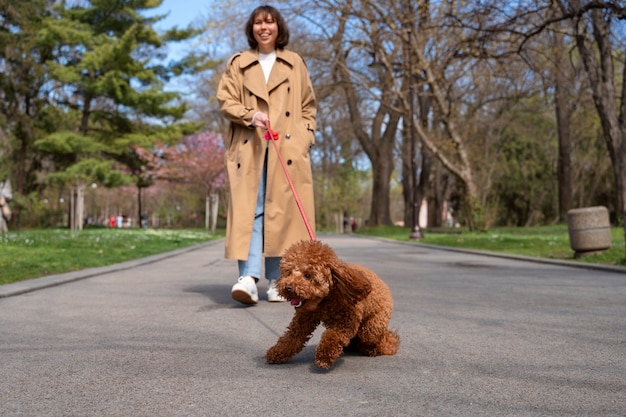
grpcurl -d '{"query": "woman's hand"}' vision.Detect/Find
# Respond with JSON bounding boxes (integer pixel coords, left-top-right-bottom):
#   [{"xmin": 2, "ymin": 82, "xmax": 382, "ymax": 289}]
[{"xmin": 252, "ymin": 112, "xmax": 270, "ymax": 129}]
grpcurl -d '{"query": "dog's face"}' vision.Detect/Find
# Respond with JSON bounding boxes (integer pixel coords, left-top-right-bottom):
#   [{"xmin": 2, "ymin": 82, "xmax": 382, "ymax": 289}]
[{"xmin": 276, "ymin": 240, "xmax": 338, "ymax": 311}]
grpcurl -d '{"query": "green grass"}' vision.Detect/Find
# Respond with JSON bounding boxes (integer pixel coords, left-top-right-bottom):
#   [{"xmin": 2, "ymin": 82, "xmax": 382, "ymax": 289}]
[
  {"xmin": 357, "ymin": 225, "xmax": 626, "ymax": 267},
  {"xmin": 2, "ymin": 225, "xmax": 624, "ymax": 287},
  {"xmin": 0, "ymin": 228, "xmax": 223, "ymax": 285}
]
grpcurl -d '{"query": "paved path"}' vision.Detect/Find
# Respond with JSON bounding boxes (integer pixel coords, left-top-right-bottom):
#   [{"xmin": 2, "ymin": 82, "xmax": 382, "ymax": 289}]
[{"xmin": 1, "ymin": 234, "xmax": 625, "ymax": 416}]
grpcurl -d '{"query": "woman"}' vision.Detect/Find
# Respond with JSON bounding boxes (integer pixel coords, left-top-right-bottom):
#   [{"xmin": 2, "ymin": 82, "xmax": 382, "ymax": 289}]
[{"xmin": 216, "ymin": 5, "xmax": 317, "ymax": 304}]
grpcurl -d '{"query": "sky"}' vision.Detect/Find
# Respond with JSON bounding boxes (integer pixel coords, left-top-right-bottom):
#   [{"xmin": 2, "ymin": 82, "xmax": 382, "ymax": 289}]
[
  {"xmin": 146, "ymin": 0, "xmax": 213, "ymax": 93},
  {"xmin": 150, "ymin": 0, "xmax": 212, "ymax": 61},
  {"xmin": 145, "ymin": 0, "xmax": 256, "ymax": 94},
  {"xmin": 151, "ymin": 0, "xmax": 208, "ymax": 31}
]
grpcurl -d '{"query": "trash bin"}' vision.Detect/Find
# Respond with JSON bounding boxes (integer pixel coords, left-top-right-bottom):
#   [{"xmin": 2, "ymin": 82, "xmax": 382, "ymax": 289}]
[{"xmin": 567, "ymin": 206, "xmax": 611, "ymax": 258}]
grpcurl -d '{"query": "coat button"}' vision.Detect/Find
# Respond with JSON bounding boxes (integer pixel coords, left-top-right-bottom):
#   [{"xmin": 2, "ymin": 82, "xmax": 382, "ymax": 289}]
[{"xmin": 285, "ymin": 134, "xmax": 291, "ymax": 139}]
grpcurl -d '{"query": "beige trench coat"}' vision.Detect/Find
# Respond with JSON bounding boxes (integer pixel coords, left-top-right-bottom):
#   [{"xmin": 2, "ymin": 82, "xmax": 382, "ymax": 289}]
[{"xmin": 216, "ymin": 48, "xmax": 317, "ymax": 259}]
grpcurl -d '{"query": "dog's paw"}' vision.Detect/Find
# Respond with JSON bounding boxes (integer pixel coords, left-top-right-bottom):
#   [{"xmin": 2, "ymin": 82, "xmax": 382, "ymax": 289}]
[
  {"xmin": 265, "ymin": 345, "xmax": 290, "ymax": 364},
  {"xmin": 314, "ymin": 349, "xmax": 340, "ymax": 369},
  {"xmin": 315, "ymin": 339, "xmax": 343, "ymax": 369},
  {"xmin": 314, "ymin": 358, "xmax": 332, "ymax": 369}
]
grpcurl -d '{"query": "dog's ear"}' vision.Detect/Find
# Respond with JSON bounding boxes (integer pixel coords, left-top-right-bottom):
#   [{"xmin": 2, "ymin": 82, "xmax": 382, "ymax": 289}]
[{"xmin": 330, "ymin": 262, "xmax": 372, "ymax": 304}]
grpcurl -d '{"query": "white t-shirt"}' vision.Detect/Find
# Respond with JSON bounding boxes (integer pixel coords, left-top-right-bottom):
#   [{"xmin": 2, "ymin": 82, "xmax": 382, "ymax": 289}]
[{"xmin": 259, "ymin": 50, "xmax": 276, "ymax": 83}]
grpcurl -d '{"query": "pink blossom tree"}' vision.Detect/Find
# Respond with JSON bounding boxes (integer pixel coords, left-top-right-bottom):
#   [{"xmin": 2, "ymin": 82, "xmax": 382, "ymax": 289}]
[{"xmin": 136, "ymin": 132, "xmax": 226, "ymax": 231}]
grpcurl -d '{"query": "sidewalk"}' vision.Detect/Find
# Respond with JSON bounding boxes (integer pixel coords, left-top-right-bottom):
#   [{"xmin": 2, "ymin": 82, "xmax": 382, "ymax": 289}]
[{"xmin": 1, "ymin": 234, "xmax": 624, "ymax": 416}]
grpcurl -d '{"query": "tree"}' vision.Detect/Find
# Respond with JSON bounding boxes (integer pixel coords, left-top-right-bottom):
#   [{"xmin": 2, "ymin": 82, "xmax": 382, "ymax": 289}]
[
  {"xmin": 470, "ymin": 0, "xmax": 626, "ymax": 242},
  {"xmin": 330, "ymin": 0, "xmax": 401, "ymax": 226},
  {"xmin": 492, "ymin": 98, "xmax": 558, "ymax": 226},
  {"xmin": 135, "ymin": 132, "xmax": 226, "ymax": 232},
  {"xmin": 321, "ymin": 0, "xmax": 526, "ymax": 230},
  {"xmin": 162, "ymin": 132, "xmax": 226, "ymax": 232},
  {"xmin": 187, "ymin": 0, "xmax": 623, "ymax": 234},
  {"xmin": 557, "ymin": 0, "xmax": 626, "ymax": 245},
  {"xmin": 0, "ymin": 0, "xmax": 57, "ymax": 226},
  {"xmin": 35, "ymin": 0, "xmax": 203, "ymax": 228},
  {"xmin": 404, "ymin": 1, "xmax": 507, "ymax": 230},
  {"xmin": 36, "ymin": 131, "xmax": 130, "ymax": 228}
]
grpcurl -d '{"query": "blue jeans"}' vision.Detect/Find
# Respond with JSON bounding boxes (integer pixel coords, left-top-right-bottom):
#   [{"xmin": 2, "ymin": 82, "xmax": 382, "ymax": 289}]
[{"xmin": 238, "ymin": 151, "xmax": 281, "ymax": 281}]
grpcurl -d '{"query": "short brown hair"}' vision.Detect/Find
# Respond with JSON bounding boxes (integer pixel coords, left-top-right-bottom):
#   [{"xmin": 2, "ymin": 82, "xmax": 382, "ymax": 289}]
[{"xmin": 245, "ymin": 5, "xmax": 290, "ymax": 50}]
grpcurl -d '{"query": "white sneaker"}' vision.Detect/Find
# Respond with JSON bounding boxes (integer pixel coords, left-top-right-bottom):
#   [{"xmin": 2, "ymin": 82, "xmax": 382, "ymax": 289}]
[
  {"xmin": 231, "ymin": 276, "xmax": 258, "ymax": 305},
  {"xmin": 267, "ymin": 280, "xmax": 286, "ymax": 302}
]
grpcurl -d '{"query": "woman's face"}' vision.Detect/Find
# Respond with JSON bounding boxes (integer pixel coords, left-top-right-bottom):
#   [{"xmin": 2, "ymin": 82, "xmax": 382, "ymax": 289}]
[{"xmin": 253, "ymin": 12, "xmax": 278, "ymax": 54}]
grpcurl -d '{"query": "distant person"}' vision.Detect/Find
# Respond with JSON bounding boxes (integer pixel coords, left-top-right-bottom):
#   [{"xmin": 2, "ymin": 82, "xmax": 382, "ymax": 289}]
[
  {"xmin": 0, "ymin": 180, "xmax": 12, "ymax": 233},
  {"xmin": 216, "ymin": 5, "xmax": 317, "ymax": 304}
]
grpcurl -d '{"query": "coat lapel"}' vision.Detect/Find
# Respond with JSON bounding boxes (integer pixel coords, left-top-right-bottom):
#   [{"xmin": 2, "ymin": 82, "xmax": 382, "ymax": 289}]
[
  {"xmin": 240, "ymin": 50, "xmax": 269, "ymax": 103},
  {"xmin": 240, "ymin": 49, "xmax": 297, "ymax": 102},
  {"xmin": 267, "ymin": 49, "xmax": 295, "ymax": 93}
]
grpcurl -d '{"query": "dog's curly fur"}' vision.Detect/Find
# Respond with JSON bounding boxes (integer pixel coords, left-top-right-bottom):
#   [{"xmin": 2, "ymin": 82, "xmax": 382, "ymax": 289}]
[{"xmin": 265, "ymin": 240, "xmax": 400, "ymax": 369}]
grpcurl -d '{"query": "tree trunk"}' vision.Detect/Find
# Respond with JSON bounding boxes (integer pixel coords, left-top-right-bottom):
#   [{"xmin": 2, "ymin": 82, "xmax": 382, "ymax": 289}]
[
  {"xmin": 331, "ymin": 2, "xmax": 398, "ymax": 226},
  {"xmin": 414, "ymin": 83, "xmax": 433, "ymax": 229},
  {"xmin": 370, "ymin": 156, "xmax": 394, "ymax": 226},
  {"xmin": 553, "ymin": 31, "xmax": 574, "ymax": 222},
  {"xmin": 76, "ymin": 184, "xmax": 84, "ymax": 230},
  {"xmin": 137, "ymin": 186, "xmax": 143, "ymax": 229},
  {"xmin": 69, "ymin": 184, "xmax": 85, "ymax": 230},
  {"xmin": 401, "ymin": 118, "xmax": 411, "ymax": 227},
  {"xmin": 416, "ymin": 148, "xmax": 432, "ymax": 226},
  {"xmin": 563, "ymin": 2, "xmax": 626, "ymax": 247},
  {"xmin": 410, "ymin": 34, "xmax": 484, "ymax": 230},
  {"xmin": 430, "ymin": 161, "xmax": 448, "ymax": 228}
]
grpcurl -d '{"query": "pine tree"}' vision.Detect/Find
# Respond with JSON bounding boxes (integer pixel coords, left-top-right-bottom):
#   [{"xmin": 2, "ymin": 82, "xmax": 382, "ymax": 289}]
[
  {"xmin": 0, "ymin": 0, "xmax": 56, "ymax": 201},
  {"xmin": 36, "ymin": 0, "xmax": 204, "ymax": 229}
]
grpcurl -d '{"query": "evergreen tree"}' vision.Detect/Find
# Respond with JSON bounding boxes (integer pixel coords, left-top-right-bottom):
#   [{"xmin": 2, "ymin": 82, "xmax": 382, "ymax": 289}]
[
  {"xmin": 36, "ymin": 0, "xmax": 205, "ymax": 228},
  {"xmin": 0, "ymin": 0, "xmax": 57, "ymax": 222}
]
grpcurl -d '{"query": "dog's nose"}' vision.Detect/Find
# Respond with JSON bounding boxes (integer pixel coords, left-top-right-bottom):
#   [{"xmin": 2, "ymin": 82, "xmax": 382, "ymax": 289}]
[{"xmin": 286, "ymin": 285, "xmax": 292, "ymax": 293}]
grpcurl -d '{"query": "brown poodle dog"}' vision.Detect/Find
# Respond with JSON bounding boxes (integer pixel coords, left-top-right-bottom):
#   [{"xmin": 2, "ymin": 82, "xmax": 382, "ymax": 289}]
[{"xmin": 266, "ymin": 240, "xmax": 400, "ymax": 369}]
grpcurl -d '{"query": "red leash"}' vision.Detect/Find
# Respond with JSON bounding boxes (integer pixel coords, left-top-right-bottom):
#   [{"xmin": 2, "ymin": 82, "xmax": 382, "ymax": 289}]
[{"xmin": 264, "ymin": 127, "xmax": 316, "ymax": 241}]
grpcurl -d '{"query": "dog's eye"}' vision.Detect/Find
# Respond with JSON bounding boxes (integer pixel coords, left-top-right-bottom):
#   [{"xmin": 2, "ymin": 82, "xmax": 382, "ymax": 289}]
[{"xmin": 304, "ymin": 273, "xmax": 312, "ymax": 280}]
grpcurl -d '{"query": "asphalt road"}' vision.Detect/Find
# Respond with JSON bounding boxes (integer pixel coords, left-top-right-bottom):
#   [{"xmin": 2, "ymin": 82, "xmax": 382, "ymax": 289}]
[{"xmin": 1, "ymin": 234, "xmax": 624, "ymax": 417}]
